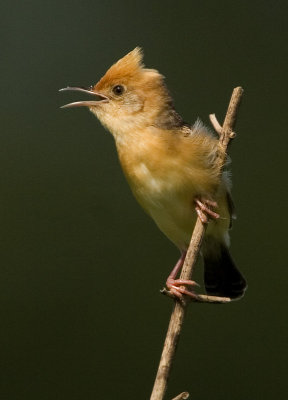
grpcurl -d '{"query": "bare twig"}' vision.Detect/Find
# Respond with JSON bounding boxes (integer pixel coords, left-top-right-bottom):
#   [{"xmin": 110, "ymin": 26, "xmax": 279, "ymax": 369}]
[
  {"xmin": 171, "ymin": 392, "xmax": 189, "ymax": 400},
  {"xmin": 150, "ymin": 87, "xmax": 244, "ymax": 400},
  {"xmin": 209, "ymin": 113, "xmax": 222, "ymax": 135},
  {"xmin": 161, "ymin": 288, "xmax": 230, "ymax": 303}
]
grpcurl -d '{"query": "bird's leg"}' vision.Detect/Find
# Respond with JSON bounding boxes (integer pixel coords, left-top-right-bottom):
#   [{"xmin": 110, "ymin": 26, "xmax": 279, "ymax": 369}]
[
  {"xmin": 166, "ymin": 199, "xmax": 219, "ymax": 300},
  {"xmin": 166, "ymin": 252, "xmax": 199, "ymax": 300},
  {"xmin": 194, "ymin": 198, "xmax": 220, "ymax": 223}
]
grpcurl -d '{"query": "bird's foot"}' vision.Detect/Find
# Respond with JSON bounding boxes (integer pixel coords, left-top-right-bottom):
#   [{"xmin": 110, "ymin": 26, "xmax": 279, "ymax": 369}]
[
  {"xmin": 166, "ymin": 277, "xmax": 200, "ymax": 301},
  {"xmin": 165, "ymin": 252, "xmax": 200, "ymax": 301},
  {"xmin": 195, "ymin": 198, "xmax": 220, "ymax": 223}
]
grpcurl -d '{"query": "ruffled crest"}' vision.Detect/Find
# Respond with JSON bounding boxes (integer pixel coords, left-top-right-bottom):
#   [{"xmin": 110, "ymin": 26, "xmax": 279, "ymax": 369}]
[{"xmin": 95, "ymin": 47, "xmax": 146, "ymax": 89}]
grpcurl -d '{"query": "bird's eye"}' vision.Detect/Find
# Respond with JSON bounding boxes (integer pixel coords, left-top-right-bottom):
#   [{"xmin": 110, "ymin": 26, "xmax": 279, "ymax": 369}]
[{"xmin": 112, "ymin": 85, "xmax": 124, "ymax": 96}]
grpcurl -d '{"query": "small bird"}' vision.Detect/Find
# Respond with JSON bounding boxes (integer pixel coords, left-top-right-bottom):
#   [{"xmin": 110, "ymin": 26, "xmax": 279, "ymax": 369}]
[{"xmin": 60, "ymin": 47, "xmax": 246, "ymax": 299}]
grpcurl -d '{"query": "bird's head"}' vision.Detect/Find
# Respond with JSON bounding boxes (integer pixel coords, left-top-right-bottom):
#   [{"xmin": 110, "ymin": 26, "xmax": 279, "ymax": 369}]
[{"xmin": 60, "ymin": 48, "xmax": 175, "ymax": 140}]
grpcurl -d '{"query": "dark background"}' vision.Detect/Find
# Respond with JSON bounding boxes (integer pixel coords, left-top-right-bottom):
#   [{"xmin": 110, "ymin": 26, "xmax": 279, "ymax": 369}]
[{"xmin": 1, "ymin": 1, "xmax": 287, "ymax": 399}]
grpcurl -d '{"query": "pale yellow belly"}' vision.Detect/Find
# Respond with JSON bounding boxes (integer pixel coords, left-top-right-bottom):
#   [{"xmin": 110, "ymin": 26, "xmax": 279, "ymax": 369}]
[
  {"xmin": 146, "ymin": 195, "xmax": 197, "ymax": 250},
  {"xmin": 138, "ymin": 189, "xmax": 230, "ymax": 251},
  {"xmin": 131, "ymin": 174, "xmax": 230, "ymax": 251},
  {"xmin": 130, "ymin": 173, "xmax": 198, "ymax": 250}
]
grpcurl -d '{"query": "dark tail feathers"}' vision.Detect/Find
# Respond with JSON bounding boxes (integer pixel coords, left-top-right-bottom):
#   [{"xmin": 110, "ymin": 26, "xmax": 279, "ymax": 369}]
[{"xmin": 203, "ymin": 243, "xmax": 247, "ymax": 299}]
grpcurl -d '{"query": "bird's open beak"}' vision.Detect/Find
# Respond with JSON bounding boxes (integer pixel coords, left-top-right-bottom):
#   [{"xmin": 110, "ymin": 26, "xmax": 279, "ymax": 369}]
[{"xmin": 59, "ymin": 86, "xmax": 109, "ymax": 108}]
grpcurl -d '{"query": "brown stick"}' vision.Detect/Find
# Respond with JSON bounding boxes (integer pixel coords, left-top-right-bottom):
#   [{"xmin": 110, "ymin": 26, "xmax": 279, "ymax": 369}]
[
  {"xmin": 150, "ymin": 87, "xmax": 244, "ymax": 400},
  {"xmin": 171, "ymin": 392, "xmax": 189, "ymax": 400}
]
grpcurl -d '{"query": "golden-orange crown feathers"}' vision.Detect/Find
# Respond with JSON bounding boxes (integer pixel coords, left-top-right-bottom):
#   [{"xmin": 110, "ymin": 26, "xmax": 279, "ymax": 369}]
[{"xmin": 95, "ymin": 47, "xmax": 164, "ymax": 91}]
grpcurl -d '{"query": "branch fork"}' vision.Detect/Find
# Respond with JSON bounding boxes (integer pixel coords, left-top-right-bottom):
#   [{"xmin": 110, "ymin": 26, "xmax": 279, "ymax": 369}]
[{"xmin": 209, "ymin": 113, "xmax": 236, "ymax": 138}]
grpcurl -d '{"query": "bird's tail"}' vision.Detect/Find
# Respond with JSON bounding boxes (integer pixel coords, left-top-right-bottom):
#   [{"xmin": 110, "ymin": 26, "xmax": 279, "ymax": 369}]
[{"xmin": 203, "ymin": 238, "xmax": 247, "ymax": 299}]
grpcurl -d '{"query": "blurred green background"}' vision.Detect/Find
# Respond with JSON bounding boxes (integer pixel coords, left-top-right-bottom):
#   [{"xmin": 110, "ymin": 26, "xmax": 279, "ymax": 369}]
[{"xmin": 1, "ymin": 1, "xmax": 287, "ymax": 399}]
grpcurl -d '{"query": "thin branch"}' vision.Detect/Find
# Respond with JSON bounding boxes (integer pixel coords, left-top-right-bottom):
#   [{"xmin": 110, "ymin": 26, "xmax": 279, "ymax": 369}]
[
  {"xmin": 161, "ymin": 288, "xmax": 230, "ymax": 304},
  {"xmin": 150, "ymin": 87, "xmax": 244, "ymax": 400},
  {"xmin": 209, "ymin": 113, "xmax": 222, "ymax": 135},
  {"xmin": 171, "ymin": 392, "xmax": 189, "ymax": 400}
]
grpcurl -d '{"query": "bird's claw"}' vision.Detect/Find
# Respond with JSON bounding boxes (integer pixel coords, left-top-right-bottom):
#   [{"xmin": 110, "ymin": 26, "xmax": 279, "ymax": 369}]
[
  {"xmin": 195, "ymin": 198, "xmax": 220, "ymax": 223},
  {"xmin": 166, "ymin": 278, "xmax": 200, "ymax": 301}
]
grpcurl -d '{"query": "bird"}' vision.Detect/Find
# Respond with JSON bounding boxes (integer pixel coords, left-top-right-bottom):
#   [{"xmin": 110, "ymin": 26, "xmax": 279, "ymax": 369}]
[{"xmin": 60, "ymin": 47, "xmax": 247, "ymax": 300}]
